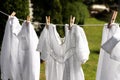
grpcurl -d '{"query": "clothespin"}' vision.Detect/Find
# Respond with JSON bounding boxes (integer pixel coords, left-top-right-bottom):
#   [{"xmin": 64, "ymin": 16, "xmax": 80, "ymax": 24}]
[
  {"xmin": 108, "ymin": 11, "xmax": 118, "ymax": 28},
  {"xmin": 26, "ymin": 15, "xmax": 31, "ymax": 26},
  {"xmin": 10, "ymin": 11, "xmax": 16, "ymax": 16},
  {"xmin": 27, "ymin": 15, "xmax": 31, "ymax": 22},
  {"xmin": 69, "ymin": 15, "xmax": 75, "ymax": 30},
  {"xmin": 46, "ymin": 16, "xmax": 50, "ymax": 28},
  {"xmin": 9, "ymin": 11, "xmax": 16, "ymax": 18},
  {"xmin": 112, "ymin": 11, "xmax": 118, "ymax": 23}
]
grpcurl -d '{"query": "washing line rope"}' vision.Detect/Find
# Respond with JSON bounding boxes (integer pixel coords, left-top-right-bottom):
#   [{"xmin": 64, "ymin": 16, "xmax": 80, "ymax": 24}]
[
  {"xmin": 0, "ymin": 10, "xmax": 105, "ymax": 27},
  {"xmin": 0, "ymin": 10, "xmax": 46, "ymax": 25}
]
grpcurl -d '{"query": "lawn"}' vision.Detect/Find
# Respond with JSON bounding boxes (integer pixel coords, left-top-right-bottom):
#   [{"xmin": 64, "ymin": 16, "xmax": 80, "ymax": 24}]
[
  {"xmin": 40, "ymin": 17, "xmax": 106, "ymax": 80},
  {"xmin": 83, "ymin": 18, "xmax": 105, "ymax": 80}
]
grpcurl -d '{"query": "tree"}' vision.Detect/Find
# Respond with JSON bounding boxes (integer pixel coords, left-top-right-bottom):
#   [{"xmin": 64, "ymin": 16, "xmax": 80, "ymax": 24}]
[
  {"xmin": 32, "ymin": 0, "xmax": 90, "ymax": 24},
  {"xmin": 61, "ymin": 1, "xmax": 89, "ymax": 24},
  {"xmin": 31, "ymin": 0, "xmax": 63, "ymax": 37},
  {"xmin": 0, "ymin": 0, "xmax": 29, "ymax": 48},
  {"xmin": 31, "ymin": 0, "xmax": 62, "ymax": 23}
]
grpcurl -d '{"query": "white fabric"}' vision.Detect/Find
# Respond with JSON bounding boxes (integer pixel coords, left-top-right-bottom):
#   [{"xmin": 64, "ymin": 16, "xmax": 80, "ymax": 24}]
[
  {"xmin": 96, "ymin": 23, "xmax": 120, "ymax": 80},
  {"xmin": 1, "ymin": 16, "xmax": 22, "ymax": 80},
  {"xmin": 102, "ymin": 24, "xmax": 120, "ymax": 61},
  {"xmin": 18, "ymin": 21, "xmax": 40, "ymax": 80},
  {"xmin": 37, "ymin": 24, "xmax": 64, "ymax": 80},
  {"xmin": 63, "ymin": 24, "xmax": 90, "ymax": 80},
  {"xmin": 37, "ymin": 24, "xmax": 90, "ymax": 80}
]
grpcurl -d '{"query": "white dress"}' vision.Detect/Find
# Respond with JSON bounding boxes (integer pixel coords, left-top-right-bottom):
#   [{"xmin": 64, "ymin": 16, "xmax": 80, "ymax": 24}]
[
  {"xmin": 37, "ymin": 24, "xmax": 90, "ymax": 80},
  {"xmin": 1, "ymin": 16, "xmax": 22, "ymax": 80},
  {"xmin": 96, "ymin": 23, "xmax": 120, "ymax": 80},
  {"xmin": 37, "ymin": 24, "xmax": 64, "ymax": 80},
  {"xmin": 63, "ymin": 24, "xmax": 90, "ymax": 80},
  {"xmin": 18, "ymin": 21, "xmax": 40, "ymax": 80}
]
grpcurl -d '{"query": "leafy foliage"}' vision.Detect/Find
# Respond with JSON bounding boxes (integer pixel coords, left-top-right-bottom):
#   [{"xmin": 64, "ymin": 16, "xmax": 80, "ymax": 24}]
[
  {"xmin": 31, "ymin": 0, "xmax": 89, "ymax": 24},
  {"xmin": 31, "ymin": 0, "xmax": 89, "ymax": 37},
  {"xmin": 31, "ymin": 0, "xmax": 62, "ymax": 23},
  {"xmin": 61, "ymin": 1, "xmax": 89, "ymax": 24},
  {"xmin": 116, "ymin": 11, "xmax": 120, "ymax": 23}
]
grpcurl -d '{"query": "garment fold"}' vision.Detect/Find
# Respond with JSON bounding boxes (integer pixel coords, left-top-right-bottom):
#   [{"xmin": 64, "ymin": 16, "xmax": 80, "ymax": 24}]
[
  {"xmin": 18, "ymin": 21, "xmax": 40, "ymax": 80},
  {"xmin": 96, "ymin": 23, "xmax": 120, "ymax": 80},
  {"xmin": 37, "ymin": 24, "xmax": 90, "ymax": 80},
  {"xmin": 1, "ymin": 16, "xmax": 22, "ymax": 80}
]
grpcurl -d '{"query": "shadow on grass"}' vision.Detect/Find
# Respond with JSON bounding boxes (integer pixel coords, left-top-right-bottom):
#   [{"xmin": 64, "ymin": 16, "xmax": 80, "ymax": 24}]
[{"xmin": 90, "ymin": 49, "xmax": 100, "ymax": 54}]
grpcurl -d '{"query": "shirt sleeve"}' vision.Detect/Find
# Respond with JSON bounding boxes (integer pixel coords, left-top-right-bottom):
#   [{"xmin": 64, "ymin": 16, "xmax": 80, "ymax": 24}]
[
  {"xmin": 75, "ymin": 26, "xmax": 90, "ymax": 64},
  {"xmin": 37, "ymin": 27, "xmax": 49, "ymax": 60}
]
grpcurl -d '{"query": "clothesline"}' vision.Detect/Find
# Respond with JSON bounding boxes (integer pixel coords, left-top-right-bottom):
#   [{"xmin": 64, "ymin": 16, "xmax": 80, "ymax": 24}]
[
  {"xmin": 0, "ymin": 10, "xmax": 106, "ymax": 27},
  {"xmin": 0, "ymin": 11, "xmax": 46, "ymax": 25}
]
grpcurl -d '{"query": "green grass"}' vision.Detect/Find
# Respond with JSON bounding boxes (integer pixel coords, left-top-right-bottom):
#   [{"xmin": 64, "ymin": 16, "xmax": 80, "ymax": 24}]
[
  {"xmin": 40, "ymin": 17, "xmax": 106, "ymax": 80},
  {"xmin": 40, "ymin": 62, "xmax": 46, "ymax": 80},
  {"xmin": 85, "ymin": 17, "xmax": 105, "ymax": 24},
  {"xmin": 83, "ymin": 17, "xmax": 105, "ymax": 80},
  {"xmin": 83, "ymin": 26, "xmax": 102, "ymax": 80}
]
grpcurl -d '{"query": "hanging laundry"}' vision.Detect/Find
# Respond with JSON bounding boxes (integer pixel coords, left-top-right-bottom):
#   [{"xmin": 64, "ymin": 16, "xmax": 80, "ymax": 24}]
[
  {"xmin": 96, "ymin": 23, "xmax": 120, "ymax": 80},
  {"xmin": 37, "ymin": 23, "xmax": 90, "ymax": 80},
  {"xmin": 1, "ymin": 16, "xmax": 22, "ymax": 80},
  {"xmin": 37, "ymin": 24, "xmax": 64, "ymax": 80},
  {"xmin": 18, "ymin": 21, "xmax": 40, "ymax": 80},
  {"xmin": 102, "ymin": 23, "xmax": 120, "ymax": 62},
  {"xmin": 63, "ymin": 24, "xmax": 90, "ymax": 80}
]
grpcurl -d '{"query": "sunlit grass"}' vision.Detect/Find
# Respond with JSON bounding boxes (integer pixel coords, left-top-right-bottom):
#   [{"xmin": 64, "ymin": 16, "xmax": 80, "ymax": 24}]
[
  {"xmin": 40, "ymin": 62, "xmax": 46, "ymax": 80},
  {"xmin": 85, "ymin": 17, "xmax": 105, "ymax": 24},
  {"xmin": 83, "ymin": 26, "xmax": 103, "ymax": 80}
]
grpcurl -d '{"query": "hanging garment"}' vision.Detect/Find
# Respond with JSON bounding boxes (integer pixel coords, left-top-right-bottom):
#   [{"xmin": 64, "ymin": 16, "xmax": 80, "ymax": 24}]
[
  {"xmin": 1, "ymin": 16, "xmax": 22, "ymax": 80},
  {"xmin": 102, "ymin": 24, "xmax": 120, "ymax": 62},
  {"xmin": 96, "ymin": 23, "xmax": 120, "ymax": 80},
  {"xmin": 62, "ymin": 24, "xmax": 90, "ymax": 80},
  {"xmin": 37, "ymin": 24, "xmax": 64, "ymax": 80},
  {"xmin": 18, "ymin": 21, "xmax": 40, "ymax": 80},
  {"xmin": 37, "ymin": 24, "xmax": 90, "ymax": 80}
]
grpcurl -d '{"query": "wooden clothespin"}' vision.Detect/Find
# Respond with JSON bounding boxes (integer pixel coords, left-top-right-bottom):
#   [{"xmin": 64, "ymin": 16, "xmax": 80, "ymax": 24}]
[
  {"xmin": 26, "ymin": 15, "xmax": 31, "ymax": 26},
  {"xmin": 69, "ymin": 15, "xmax": 75, "ymax": 30},
  {"xmin": 112, "ymin": 11, "xmax": 118, "ymax": 23},
  {"xmin": 46, "ymin": 16, "xmax": 50, "ymax": 28},
  {"xmin": 10, "ymin": 11, "xmax": 16, "ymax": 16},
  {"xmin": 108, "ymin": 11, "xmax": 118, "ymax": 28},
  {"xmin": 27, "ymin": 15, "xmax": 31, "ymax": 22}
]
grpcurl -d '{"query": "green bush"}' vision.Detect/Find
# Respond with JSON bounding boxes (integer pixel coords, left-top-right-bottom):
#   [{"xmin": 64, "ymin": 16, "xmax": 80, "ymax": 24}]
[
  {"xmin": 116, "ymin": 11, "xmax": 120, "ymax": 23},
  {"xmin": 32, "ymin": 0, "xmax": 89, "ymax": 24},
  {"xmin": 61, "ymin": 1, "xmax": 89, "ymax": 24},
  {"xmin": 31, "ymin": 0, "xmax": 62, "ymax": 24}
]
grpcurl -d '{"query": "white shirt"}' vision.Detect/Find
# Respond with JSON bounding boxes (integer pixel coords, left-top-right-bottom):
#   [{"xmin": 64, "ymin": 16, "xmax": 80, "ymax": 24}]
[
  {"xmin": 18, "ymin": 21, "xmax": 40, "ymax": 80},
  {"xmin": 96, "ymin": 23, "xmax": 120, "ymax": 80},
  {"xmin": 102, "ymin": 23, "xmax": 120, "ymax": 61},
  {"xmin": 1, "ymin": 16, "xmax": 22, "ymax": 80}
]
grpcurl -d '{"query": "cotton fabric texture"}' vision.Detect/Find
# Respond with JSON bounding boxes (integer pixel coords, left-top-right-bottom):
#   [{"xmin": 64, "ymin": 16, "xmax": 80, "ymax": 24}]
[
  {"xmin": 96, "ymin": 23, "xmax": 120, "ymax": 80},
  {"xmin": 17, "ymin": 21, "xmax": 40, "ymax": 80},
  {"xmin": 102, "ymin": 23, "xmax": 120, "ymax": 62},
  {"xmin": 1, "ymin": 16, "xmax": 22, "ymax": 80},
  {"xmin": 37, "ymin": 24, "xmax": 90, "ymax": 80},
  {"xmin": 63, "ymin": 24, "xmax": 90, "ymax": 80},
  {"xmin": 37, "ymin": 24, "xmax": 64, "ymax": 80}
]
